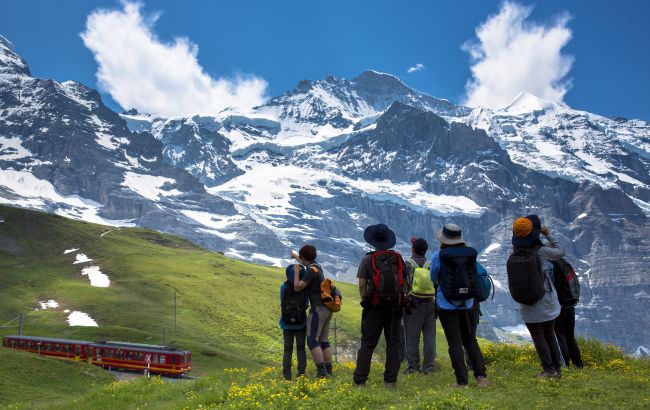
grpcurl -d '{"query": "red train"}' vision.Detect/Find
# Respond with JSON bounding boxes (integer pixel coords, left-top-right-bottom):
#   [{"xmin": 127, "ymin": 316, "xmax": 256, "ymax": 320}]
[{"xmin": 3, "ymin": 335, "xmax": 192, "ymax": 376}]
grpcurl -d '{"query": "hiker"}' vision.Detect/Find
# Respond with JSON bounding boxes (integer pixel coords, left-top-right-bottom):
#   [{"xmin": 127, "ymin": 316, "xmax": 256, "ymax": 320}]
[
  {"xmin": 430, "ymin": 223, "xmax": 489, "ymax": 388},
  {"xmin": 404, "ymin": 237, "xmax": 437, "ymax": 374},
  {"xmin": 552, "ymin": 258, "xmax": 584, "ymax": 368},
  {"xmin": 280, "ymin": 264, "xmax": 309, "ymax": 380},
  {"xmin": 353, "ymin": 224, "xmax": 408, "ymax": 388},
  {"xmin": 292, "ymin": 245, "xmax": 333, "ymax": 378},
  {"xmin": 510, "ymin": 215, "xmax": 565, "ymax": 378}
]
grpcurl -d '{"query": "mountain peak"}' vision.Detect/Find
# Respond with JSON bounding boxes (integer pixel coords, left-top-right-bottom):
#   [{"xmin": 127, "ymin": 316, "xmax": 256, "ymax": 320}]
[
  {"xmin": 353, "ymin": 69, "xmax": 411, "ymax": 93},
  {"xmin": 0, "ymin": 34, "xmax": 31, "ymax": 76},
  {"xmin": 500, "ymin": 92, "xmax": 555, "ymax": 114}
]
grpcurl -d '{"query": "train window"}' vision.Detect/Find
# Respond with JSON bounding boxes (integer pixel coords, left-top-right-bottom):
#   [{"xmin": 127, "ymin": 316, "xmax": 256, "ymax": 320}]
[
  {"xmin": 153, "ymin": 354, "xmax": 158, "ymax": 364},
  {"xmin": 159, "ymin": 355, "xmax": 165, "ymax": 364},
  {"xmin": 28, "ymin": 342, "xmax": 34, "ymax": 348},
  {"xmin": 55, "ymin": 344, "xmax": 61, "ymax": 352},
  {"xmin": 46, "ymin": 344, "xmax": 53, "ymax": 351},
  {"xmin": 172, "ymin": 355, "xmax": 177, "ymax": 364},
  {"xmin": 20, "ymin": 341, "xmax": 26, "ymax": 348},
  {"xmin": 137, "ymin": 352, "xmax": 143, "ymax": 361}
]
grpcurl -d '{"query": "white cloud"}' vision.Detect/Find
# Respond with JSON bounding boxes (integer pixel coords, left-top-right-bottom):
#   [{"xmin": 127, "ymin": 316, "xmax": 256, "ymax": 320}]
[
  {"xmin": 407, "ymin": 63, "xmax": 425, "ymax": 74},
  {"xmin": 462, "ymin": 1, "xmax": 573, "ymax": 110},
  {"xmin": 81, "ymin": 1, "xmax": 267, "ymax": 116}
]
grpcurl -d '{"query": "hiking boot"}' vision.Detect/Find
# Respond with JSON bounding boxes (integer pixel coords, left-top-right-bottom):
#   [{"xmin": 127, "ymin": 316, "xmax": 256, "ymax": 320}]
[
  {"xmin": 476, "ymin": 376, "xmax": 490, "ymax": 388},
  {"xmin": 537, "ymin": 371, "xmax": 557, "ymax": 378},
  {"xmin": 325, "ymin": 362, "xmax": 333, "ymax": 377},
  {"xmin": 384, "ymin": 382, "xmax": 397, "ymax": 389},
  {"xmin": 316, "ymin": 362, "xmax": 328, "ymax": 378},
  {"xmin": 353, "ymin": 382, "xmax": 367, "ymax": 388},
  {"xmin": 451, "ymin": 383, "xmax": 469, "ymax": 389},
  {"xmin": 404, "ymin": 368, "xmax": 420, "ymax": 375}
]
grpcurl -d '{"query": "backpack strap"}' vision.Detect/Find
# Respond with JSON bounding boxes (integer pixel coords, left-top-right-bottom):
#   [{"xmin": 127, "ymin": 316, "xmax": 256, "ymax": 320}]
[{"xmin": 305, "ymin": 263, "xmax": 323, "ymax": 282}]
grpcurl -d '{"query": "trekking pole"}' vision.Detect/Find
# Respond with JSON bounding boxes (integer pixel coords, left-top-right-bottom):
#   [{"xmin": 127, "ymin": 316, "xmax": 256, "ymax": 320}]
[{"xmin": 334, "ymin": 318, "xmax": 338, "ymax": 363}]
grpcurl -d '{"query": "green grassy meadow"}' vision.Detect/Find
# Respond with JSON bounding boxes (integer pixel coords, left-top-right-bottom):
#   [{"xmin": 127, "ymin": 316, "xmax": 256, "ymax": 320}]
[{"xmin": 1, "ymin": 204, "xmax": 649, "ymax": 409}]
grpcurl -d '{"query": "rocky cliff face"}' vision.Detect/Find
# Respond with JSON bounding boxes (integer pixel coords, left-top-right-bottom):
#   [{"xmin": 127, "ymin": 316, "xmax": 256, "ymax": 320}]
[{"xmin": 1, "ymin": 34, "xmax": 649, "ymax": 352}]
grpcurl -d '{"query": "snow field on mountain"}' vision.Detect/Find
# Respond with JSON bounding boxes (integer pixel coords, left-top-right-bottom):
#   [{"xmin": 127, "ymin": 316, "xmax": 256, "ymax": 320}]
[
  {"xmin": 500, "ymin": 324, "xmax": 532, "ymax": 340},
  {"xmin": 208, "ymin": 162, "xmax": 485, "ymax": 218},
  {"xmin": 0, "ymin": 168, "xmax": 136, "ymax": 226},
  {"xmin": 471, "ymin": 100, "xmax": 650, "ymax": 199},
  {"xmin": 121, "ymin": 172, "xmax": 183, "ymax": 200},
  {"xmin": 0, "ymin": 136, "xmax": 32, "ymax": 160}
]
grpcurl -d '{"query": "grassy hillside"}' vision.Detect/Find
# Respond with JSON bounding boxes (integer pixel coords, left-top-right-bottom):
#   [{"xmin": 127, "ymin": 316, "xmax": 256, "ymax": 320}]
[
  {"xmin": 0, "ymin": 347, "xmax": 113, "ymax": 406},
  {"xmin": 0, "ymin": 205, "xmax": 366, "ymax": 405}
]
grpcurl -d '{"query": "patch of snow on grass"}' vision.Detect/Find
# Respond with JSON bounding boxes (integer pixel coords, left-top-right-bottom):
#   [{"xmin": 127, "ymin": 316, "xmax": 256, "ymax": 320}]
[
  {"xmin": 81, "ymin": 266, "xmax": 110, "ymax": 287},
  {"xmin": 67, "ymin": 311, "xmax": 98, "ymax": 327},
  {"xmin": 73, "ymin": 253, "xmax": 93, "ymax": 264},
  {"xmin": 64, "ymin": 248, "xmax": 79, "ymax": 254},
  {"xmin": 38, "ymin": 300, "xmax": 59, "ymax": 309}
]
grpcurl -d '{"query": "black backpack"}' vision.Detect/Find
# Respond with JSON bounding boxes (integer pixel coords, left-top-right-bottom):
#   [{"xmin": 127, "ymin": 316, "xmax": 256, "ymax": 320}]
[
  {"xmin": 281, "ymin": 280, "xmax": 307, "ymax": 326},
  {"xmin": 438, "ymin": 247, "xmax": 478, "ymax": 305},
  {"xmin": 506, "ymin": 247, "xmax": 545, "ymax": 305},
  {"xmin": 551, "ymin": 258, "xmax": 580, "ymax": 307},
  {"xmin": 367, "ymin": 250, "xmax": 407, "ymax": 306}
]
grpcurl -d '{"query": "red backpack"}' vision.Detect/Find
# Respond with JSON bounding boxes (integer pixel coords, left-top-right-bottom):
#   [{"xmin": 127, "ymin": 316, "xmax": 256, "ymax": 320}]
[{"xmin": 367, "ymin": 250, "xmax": 407, "ymax": 306}]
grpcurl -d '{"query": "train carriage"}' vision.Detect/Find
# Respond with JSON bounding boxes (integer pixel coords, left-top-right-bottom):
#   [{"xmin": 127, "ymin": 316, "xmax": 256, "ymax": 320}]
[
  {"xmin": 90, "ymin": 341, "xmax": 191, "ymax": 375},
  {"xmin": 3, "ymin": 336, "xmax": 191, "ymax": 376},
  {"xmin": 3, "ymin": 335, "xmax": 90, "ymax": 361}
]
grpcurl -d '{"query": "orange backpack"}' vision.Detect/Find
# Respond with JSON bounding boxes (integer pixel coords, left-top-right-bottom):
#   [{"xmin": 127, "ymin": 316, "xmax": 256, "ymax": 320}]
[{"xmin": 307, "ymin": 264, "xmax": 342, "ymax": 312}]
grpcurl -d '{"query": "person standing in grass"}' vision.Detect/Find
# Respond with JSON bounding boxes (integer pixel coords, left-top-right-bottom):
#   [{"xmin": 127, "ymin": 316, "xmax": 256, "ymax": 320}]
[
  {"xmin": 510, "ymin": 215, "xmax": 565, "ymax": 378},
  {"xmin": 404, "ymin": 237, "xmax": 437, "ymax": 374},
  {"xmin": 292, "ymin": 245, "xmax": 333, "ymax": 378},
  {"xmin": 280, "ymin": 264, "xmax": 309, "ymax": 380},
  {"xmin": 430, "ymin": 223, "xmax": 489, "ymax": 388},
  {"xmin": 353, "ymin": 224, "xmax": 408, "ymax": 388}
]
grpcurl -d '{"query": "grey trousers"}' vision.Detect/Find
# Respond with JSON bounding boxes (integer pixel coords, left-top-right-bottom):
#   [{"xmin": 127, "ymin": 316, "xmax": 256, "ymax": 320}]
[{"xmin": 404, "ymin": 300, "xmax": 436, "ymax": 372}]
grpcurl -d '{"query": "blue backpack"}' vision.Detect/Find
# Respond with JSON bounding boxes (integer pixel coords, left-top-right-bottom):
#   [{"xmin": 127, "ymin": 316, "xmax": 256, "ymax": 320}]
[{"xmin": 476, "ymin": 267, "xmax": 495, "ymax": 303}]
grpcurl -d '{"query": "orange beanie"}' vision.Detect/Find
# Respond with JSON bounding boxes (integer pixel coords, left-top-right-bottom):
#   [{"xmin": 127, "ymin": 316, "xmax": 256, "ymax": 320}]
[{"xmin": 513, "ymin": 217, "xmax": 533, "ymax": 238}]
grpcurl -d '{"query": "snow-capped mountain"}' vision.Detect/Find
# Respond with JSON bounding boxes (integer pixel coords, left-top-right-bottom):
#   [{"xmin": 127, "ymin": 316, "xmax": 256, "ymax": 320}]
[{"xmin": 1, "ymin": 34, "xmax": 649, "ymax": 353}]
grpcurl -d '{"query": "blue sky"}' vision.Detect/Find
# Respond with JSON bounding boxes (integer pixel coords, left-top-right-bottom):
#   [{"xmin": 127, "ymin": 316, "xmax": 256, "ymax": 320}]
[{"xmin": 2, "ymin": 0, "xmax": 649, "ymax": 120}]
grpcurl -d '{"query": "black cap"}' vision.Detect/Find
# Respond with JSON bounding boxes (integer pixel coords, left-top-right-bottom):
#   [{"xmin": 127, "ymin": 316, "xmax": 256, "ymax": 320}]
[{"xmin": 411, "ymin": 238, "xmax": 428, "ymax": 255}]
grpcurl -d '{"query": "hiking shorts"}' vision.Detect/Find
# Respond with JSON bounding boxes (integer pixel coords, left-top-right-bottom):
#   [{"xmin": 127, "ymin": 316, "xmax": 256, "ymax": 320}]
[{"xmin": 306, "ymin": 305, "xmax": 333, "ymax": 349}]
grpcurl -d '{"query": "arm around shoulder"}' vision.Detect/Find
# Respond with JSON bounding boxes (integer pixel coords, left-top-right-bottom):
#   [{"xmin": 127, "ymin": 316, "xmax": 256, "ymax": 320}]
[{"xmin": 538, "ymin": 234, "xmax": 566, "ymax": 260}]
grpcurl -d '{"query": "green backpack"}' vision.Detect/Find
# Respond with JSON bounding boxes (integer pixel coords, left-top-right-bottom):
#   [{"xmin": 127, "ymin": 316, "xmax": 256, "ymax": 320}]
[{"xmin": 408, "ymin": 259, "xmax": 435, "ymax": 298}]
